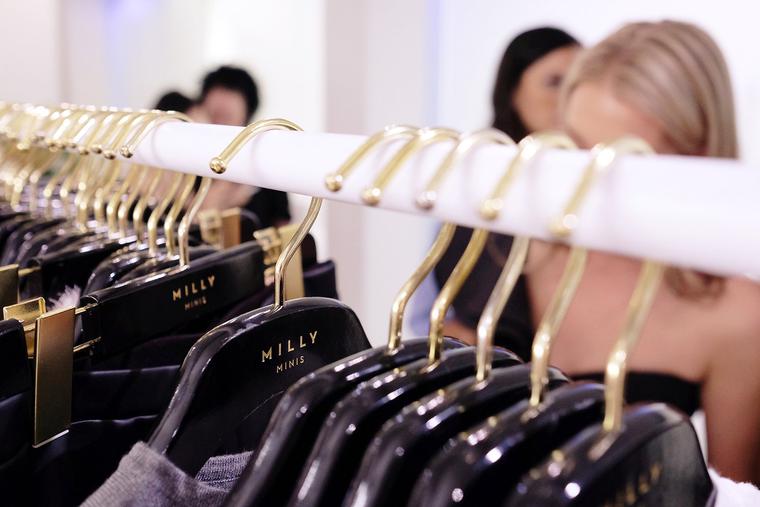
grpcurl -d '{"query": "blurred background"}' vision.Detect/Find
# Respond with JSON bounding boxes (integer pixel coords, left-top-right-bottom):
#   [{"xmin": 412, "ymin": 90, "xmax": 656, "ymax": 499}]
[{"xmin": 3, "ymin": 0, "xmax": 758, "ymax": 344}]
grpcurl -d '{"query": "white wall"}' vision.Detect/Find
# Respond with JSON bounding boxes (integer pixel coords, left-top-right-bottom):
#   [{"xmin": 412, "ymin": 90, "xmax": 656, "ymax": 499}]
[{"xmin": 0, "ymin": 0, "xmax": 62, "ymax": 103}]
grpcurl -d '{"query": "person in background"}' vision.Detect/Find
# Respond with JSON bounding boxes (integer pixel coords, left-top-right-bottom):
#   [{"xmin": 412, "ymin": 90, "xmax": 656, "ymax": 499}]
[
  {"xmin": 444, "ymin": 21, "xmax": 760, "ymax": 485},
  {"xmin": 198, "ymin": 66, "xmax": 291, "ymax": 227},
  {"xmin": 153, "ymin": 90, "xmax": 210, "ymax": 123},
  {"xmin": 433, "ymin": 27, "xmax": 581, "ymax": 360}
]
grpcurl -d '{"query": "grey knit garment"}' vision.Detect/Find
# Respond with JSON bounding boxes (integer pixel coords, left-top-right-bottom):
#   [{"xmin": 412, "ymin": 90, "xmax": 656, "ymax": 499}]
[{"xmin": 82, "ymin": 442, "xmax": 251, "ymax": 507}]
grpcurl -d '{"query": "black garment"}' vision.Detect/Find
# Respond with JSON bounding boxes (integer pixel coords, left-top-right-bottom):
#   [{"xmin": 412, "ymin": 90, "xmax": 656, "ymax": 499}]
[
  {"xmin": 243, "ymin": 188, "xmax": 290, "ymax": 228},
  {"xmin": 572, "ymin": 372, "xmax": 701, "ymax": 416},
  {"xmin": 434, "ymin": 229, "xmax": 703, "ymax": 417},
  {"xmin": 434, "ymin": 228, "xmax": 534, "ymax": 361}
]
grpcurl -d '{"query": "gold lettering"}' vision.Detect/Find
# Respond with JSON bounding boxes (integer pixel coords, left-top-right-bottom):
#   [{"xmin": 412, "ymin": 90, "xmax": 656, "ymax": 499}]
[
  {"xmin": 310, "ymin": 331, "xmax": 317, "ymax": 344},
  {"xmin": 208, "ymin": 275, "xmax": 215, "ymax": 287},
  {"xmin": 191, "ymin": 282, "xmax": 198, "ymax": 294},
  {"xmin": 262, "ymin": 347, "xmax": 272, "ymax": 362},
  {"xmin": 288, "ymin": 339, "xmax": 295, "ymax": 352},
  {"xmin": 200, "ymin": 279, "xmax": 207, "ymax": 290},
  {"xmin": 172, "ymin": 289, "xmax": 182, "ymax": 301},
  {"xmin": 278, "ymin": 342, "xmax": 282, "ymax": 356},
  {"xmin": 276, "ymin": 364, "xmax": 283, "ymax": 373},
  {"xmin": 300, "ymin": 335, "xmax": 306, "ymax": 347}
]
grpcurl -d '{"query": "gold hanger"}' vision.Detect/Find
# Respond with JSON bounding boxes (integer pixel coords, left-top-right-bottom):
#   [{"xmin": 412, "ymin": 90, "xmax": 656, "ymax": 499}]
[
  {"xmin": 422, "ymin": 130, "xmax": 513, "ymax": 362},
  {"xmin": 418, "ymin": 129, "xmax": 515, "ymax": 365},
  {"xmin": 176, "ymin": 175, "xmax": 212, "ymax": 267},
  {"xmin": 559, "ymin": 138, "xmax": 658, "ymax": 433},
  {"xmin": 163, "ymin": 173, "xmax": 197, "ymax": 258},
  {"xmin": 474, "ymin": 133, "xmax": 577, "ymax": 384},
  {"xmin": 416, "ymin": 128, "xmax": 511, "ymax": 210},
  {"xmin": 147, "ymin": 171, "xmax": 184, "ymax": 257},
  {"xmin": 209, "ymin": 118, "xmax": 310, "ymax": 309},
  {"xmin": 57, "ymin": 109, "xmax": 114, "ymax": 216},
  {"xmin": 91, "ymin": 112, "xmax": 157, "ymax": 226},
  {"xmin": 77, "ymin": 110, "xmax": 136, "ymax": 231},
  {"xmin": 9, "ymin": 107, "xmax": 60, "ymax": 208},
  {"xmin": 117, "ymin": 165, "xmax": 148, "ymax": 237},
  {"xmin": 21, "ymin": 109, "xmax": 73, "ymax": 212},
  {"xmin": 323, "ymin": 125, "xmax": 458, "ymax": 352},
  {"xmin": 361, "ymin": 127, "xmax": 459, "ymax": 205},
  {"xmin": 118, "ymin": 111, "xmax": 193, "ymax": 255},
  {"xmin": 131, "ymin": 167, "xmax": 162, "ymax": 244},
  {"xmin": 69, "ymin": 109, "xmax": 127, "ymax": 228},
  {"xmin": 324, "ymin": 125, "xmax": 418, "ymax": 191},
  {"xmin": 30, "ymin": 106, "xmax": 97, "ymax": 211}
]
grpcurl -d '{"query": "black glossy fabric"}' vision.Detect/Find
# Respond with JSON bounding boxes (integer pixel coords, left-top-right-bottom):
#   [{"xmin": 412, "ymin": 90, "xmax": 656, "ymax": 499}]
[{"xmin": 436, "ymin": 229, "xmax": 703, "ymax": 416}]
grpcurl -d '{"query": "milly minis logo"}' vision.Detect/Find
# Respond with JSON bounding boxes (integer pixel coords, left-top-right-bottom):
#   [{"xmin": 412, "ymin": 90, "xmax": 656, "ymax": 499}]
[
  {"xmin": 262, "ymin": 331, "xmax": 318, "ymax": 374},
  {"xmin": 171, "ymin": 275, "xmax": 216, "ymax": 311}
]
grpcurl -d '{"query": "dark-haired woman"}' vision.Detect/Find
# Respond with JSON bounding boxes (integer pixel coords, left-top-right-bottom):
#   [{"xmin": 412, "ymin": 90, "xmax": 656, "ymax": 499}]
[{"xmin": 433, "ymin": 27, "xmax": 580, "ymax": 360}]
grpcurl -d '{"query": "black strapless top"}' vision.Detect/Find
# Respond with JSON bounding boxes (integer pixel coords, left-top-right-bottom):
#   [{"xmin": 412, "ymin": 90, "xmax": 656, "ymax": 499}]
[
  {"xmin": 434, "ymin": 228, "xmax": 703, "ymax": 416},
  {"xmin": 572, "ymin": 372, "xmax": 701, "ymax": 416}
]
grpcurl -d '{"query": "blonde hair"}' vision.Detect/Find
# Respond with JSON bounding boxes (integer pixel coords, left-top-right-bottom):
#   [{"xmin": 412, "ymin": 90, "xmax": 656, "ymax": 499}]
[{"xmin": 561, "ymin": 20, "xmax": 737, "ymax": 297}]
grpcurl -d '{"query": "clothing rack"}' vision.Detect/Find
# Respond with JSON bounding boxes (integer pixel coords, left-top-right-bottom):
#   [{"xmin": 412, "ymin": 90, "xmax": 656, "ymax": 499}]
[{"xmin": 128, "ymin": 121, "xmax": 760, "ymax": 278}]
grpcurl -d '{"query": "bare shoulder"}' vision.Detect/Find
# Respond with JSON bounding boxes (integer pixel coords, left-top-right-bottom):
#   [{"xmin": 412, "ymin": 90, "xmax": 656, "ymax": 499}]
[{"xmin": 708, "ymin": 277, "xmax": 760, "ymax": 362}]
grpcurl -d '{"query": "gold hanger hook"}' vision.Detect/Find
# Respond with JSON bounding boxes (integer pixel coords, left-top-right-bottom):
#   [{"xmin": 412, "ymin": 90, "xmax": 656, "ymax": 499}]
[
  {"xmin": 425, "ymin": 129, "xmax": 516, "ymax": 365},
  {"xmin": 416, "ymin": 128, "xmax": 513, "ymax": 210},
  {"xmin": 177, "ymin": 176, "xmax": 212, "ymax": 267},
  {"xmin": 94, "ymin": 111, "xmax": 162, "ymax": 224},
  {"xmin": 89, "ymin": 109, "xmax": 134, "ymax": 155},
  {"xmin": 162, "ymin": 173, "xmax": 197, "ymax": 257},
  {"xmin": 550, "ymin": 136, "xmax": 653, "ymax": 237},
  {"xmin": 132, "ymin": 168, "xmax": 163, "ymax": 243},
  {"xmin": 360, "ymin": 129, "xmax": 460, "ymax": 351},
  {"xmin": 480, "ymin": 132, "xmax": 577, "ymax": 220},
  {"xmin": 474, "ymin": 133, "xmax": 576, "ymax": 383},
  {"xmin": 387, "ymin": 224, "xmax": 456, "ymax": 351},
  {"xmin": 117, "ymin": 165, "xmax": 148, "ymax": 237},
  {"xmin": 209, "ymin": 118, "xmax": 308, "ymax": 310},
  {"xmin": 121, "ymin": 110, "xmax": 191, "ymax": 159},
  {"xmin": 324, "ymin": 124, "xmax": 418, "ymax": 192},
  {"xmin": 573, "ymin": 138, "xmax": 658, "ymax": 433},
  {"xmin": 528, "ymin": 248, "xmax": 586, "ymax": 406},
  {"xmin": 147, "ymin": 171, "xmax": 185, "ymax": 257},
  {"xmin": 603, "ymin": 259, "xmax": 663, "ymax": 433},
  {"xmin": 361, "ymin": 127, "xmax": 459, "ymax": 205}
]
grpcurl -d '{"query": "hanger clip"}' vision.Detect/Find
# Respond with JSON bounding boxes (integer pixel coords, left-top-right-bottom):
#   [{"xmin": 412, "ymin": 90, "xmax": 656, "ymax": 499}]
[
  {"xmin": 199, "ymin": 207, "xmax": 244, "ymax": 249},
  {"xmin": 0, "ymin": 263, "xmax": 20, "ymax": 309},
  {"xmin": 254, "ymin": 224, "xmax": 305, "ymax": 299},
  {"xmin": 3, "ymin": 296, "xmax": 46, "ymax": 357},
  {"xmin": 32, "ymin": 306, "xmax": 75, "ymax": 447}
]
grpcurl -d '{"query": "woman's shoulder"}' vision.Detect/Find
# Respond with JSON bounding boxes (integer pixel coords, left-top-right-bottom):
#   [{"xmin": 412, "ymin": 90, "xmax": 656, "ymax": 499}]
[{"xmin": 706, "ymin": 276, "xmax": 760, "ymax": 353}]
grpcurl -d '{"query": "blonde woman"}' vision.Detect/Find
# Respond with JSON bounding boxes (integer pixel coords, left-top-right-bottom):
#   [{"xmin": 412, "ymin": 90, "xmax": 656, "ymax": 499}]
[{"xmin": 521, "ymin": 20, "xmax": 760, "ymax": 484}]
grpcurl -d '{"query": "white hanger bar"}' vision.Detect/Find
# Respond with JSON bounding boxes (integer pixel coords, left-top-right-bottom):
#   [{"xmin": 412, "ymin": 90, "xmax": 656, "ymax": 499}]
[{"xmin": 127, "ymin": 121, "xmax": 760, "ymax": 278}]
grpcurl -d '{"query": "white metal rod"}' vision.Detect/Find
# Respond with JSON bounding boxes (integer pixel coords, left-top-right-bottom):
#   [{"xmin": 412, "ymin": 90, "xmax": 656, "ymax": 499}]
[{"xmin": 127, "ymin": 121, "xmax": 760, "ymax": 278}]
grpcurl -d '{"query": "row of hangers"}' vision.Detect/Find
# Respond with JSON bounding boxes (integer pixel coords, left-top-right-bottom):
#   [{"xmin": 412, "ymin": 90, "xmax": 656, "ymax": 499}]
[
  {"xmin": 0, "ymin": 102, "xmax": 713, "ymax": 506},
  {"xmin": 0, "ymin": 104, "xmax": 318, "ymax": 449}
]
